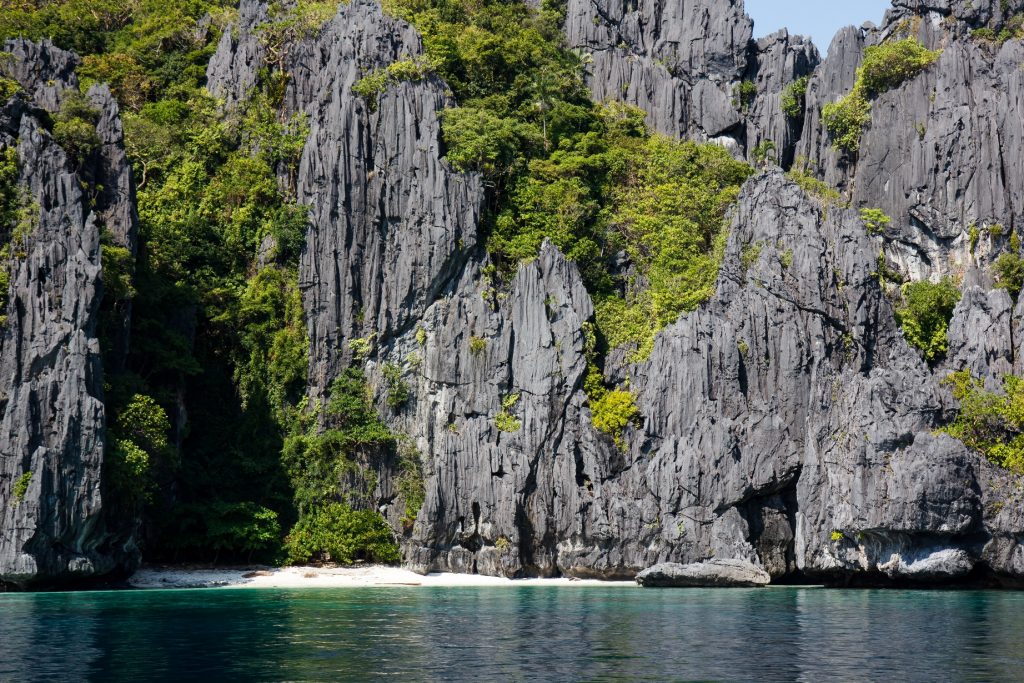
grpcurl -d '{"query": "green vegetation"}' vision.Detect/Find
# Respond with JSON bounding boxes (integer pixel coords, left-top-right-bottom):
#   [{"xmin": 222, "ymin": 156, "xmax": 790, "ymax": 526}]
[
  {"xmin": 382, "ymin": 362, "xmax": 410, "ymax": 409},
  {"xmin": 781, "ymin": 76, "xmax": 808, "ymax": 120},
  {"xmin": 11, "ymin": 471, "xmax": 31, "ymax": 504},
  {"xmin": 52, "ymin": 92, "xmax": 102, "ymax": 167},
  {"xmin": 0, "ymin": 0, "xmax": 754, "ymax": 560},
  {"xmin": 971, "ymin": 15, "xmax": 1024, "ymax": 44},
  {"xmin": 994, "ymin": 232, "xmax": 1024, "ymax": 301},
  {"xmin": 469, "ymin": 335, "xmax": 488, "ymax": 355},
  {"xmin": 0, "ymin": 146, "xmax": 17, "ymax": 326},
  {"xmin": 495, "ymin": 392, "xmax": 522, "ymax": 433},
  {"xmin": 786, "ymin": 167, "xmax": 841, "ymax": 204},
  {"xmin": 894, "ymin": 278, "xmax": 961, "ymax": 364},
  {"xmin": 735, "ymin": 80, "xmax": 757, "ymax": 112},
  {"xmin": 941, "ymin": 370, "xmax": 1024, "ymax": 473},
  {"xmin": 752, "ymin": 140, "xmax": 776, "ymax": 165},
  {"xmin": 590, "ymin": 389, "xmax": 638, "ymax": 446},
  {"xmin": 285, "ymin": 501, "xmax": 400, "ymax": 565},
  {"xmin": 352, "ymin": 57, "xmax": 435, "ymax": 110},
  {"xmin": 823, "ymin": 38, "xmax": 940, "ymax": 153},
  {"xmin": 860, "ymin": 207, "xmax": 891, "ymax": 234}
]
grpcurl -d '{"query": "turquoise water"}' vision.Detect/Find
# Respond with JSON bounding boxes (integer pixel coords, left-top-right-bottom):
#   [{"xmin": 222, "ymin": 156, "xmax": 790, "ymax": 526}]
[{"xmin": 2, "ymin": 586, "xmax": 1024, "ymax": 681}]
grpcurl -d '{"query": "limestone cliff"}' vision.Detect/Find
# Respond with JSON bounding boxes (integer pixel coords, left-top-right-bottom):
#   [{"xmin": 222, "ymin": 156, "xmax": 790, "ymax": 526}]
[
  {"xmin": 6, "ymin": 0, "xmax": 1024, "ymax": 588},
  {"xmin": 0, "ymin": 40, "xmax": 138, "ymax": 588}
]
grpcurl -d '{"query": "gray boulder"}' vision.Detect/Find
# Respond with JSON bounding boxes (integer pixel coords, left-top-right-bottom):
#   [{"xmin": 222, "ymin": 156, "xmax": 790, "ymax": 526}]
[{"xmin": 636, "ymin": 560, "xmax": 771, "ymax": 587}]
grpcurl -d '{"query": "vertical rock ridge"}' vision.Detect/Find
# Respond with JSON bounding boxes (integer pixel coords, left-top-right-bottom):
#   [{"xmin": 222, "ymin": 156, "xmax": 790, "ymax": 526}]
[{"xmin": 0, "ymin": 40, "xmax": 139, "ymax": 587}]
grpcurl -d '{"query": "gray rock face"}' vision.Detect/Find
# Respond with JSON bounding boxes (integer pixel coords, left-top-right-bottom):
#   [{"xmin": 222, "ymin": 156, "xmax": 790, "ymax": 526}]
[
  {"xmin": 744, "ymin": 31, "xmax": 820, "ymax": 167},
  {"xmin": 210, "ymin": 0, "xmax": 482, "ymax": 394},
  {"xmin": 563, "ymin": 0, "xmax": 818, "ymax": 161},
  {"xmin": 564, "ymin": 0, "xmax": 754, "ymax": 140},
  {"xmin": 636, "ymin": 560, "xmax": 771, "ymax": 587},
  {"xmin": 0, "ymin": 41, "xmax": 138, "ymax": 587},
  {"xmin": 797, "ymin": 3, "xmax": 1024, "ymax": 282},
  {"xmin": 200, "ymin": 0, "xmax": 1024, "ymax": 585}
]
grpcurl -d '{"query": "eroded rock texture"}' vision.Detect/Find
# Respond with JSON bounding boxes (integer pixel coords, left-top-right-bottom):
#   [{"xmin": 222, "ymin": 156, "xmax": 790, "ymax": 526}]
[
  {"xmin": 0, "ymin": 40, "xmax": 138, "ymax": 588},
  {"xmin": 797, "ymin": 0, "xmax": 1024, "ymax": 281},
  {"xmin": 199, "ymin": 0, "xmax": 1024, "ymax": 584},
  {"xmin": 564, "ymin": 0, "xmax": 819, "ymax": 163}
]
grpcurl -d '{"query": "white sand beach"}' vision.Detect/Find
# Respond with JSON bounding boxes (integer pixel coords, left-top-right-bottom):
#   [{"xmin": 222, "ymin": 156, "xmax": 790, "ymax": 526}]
[{"xmin": 128, "ymin": 565, "xmax": 638, "ymax": 590}]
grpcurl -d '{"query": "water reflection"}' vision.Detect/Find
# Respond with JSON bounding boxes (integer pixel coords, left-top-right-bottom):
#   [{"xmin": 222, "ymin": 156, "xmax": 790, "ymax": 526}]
[{"xmin": 2, "ymin": 586, "xmax": 1024, "ymax": 681}]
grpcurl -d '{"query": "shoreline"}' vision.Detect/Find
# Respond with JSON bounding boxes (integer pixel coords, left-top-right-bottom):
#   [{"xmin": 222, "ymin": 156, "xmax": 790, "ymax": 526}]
[{"xmin": 128, "ymin": 565, "xmax": 639, "ymax": 590}]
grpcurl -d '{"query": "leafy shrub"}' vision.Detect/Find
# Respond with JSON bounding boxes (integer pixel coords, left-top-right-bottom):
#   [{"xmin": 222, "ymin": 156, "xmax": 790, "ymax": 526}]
[
  {"xmin": 0, "ymin": 76, "xmax": 19, "ymax": 102},
  {"xmin": 740, "ymin": 241, "xmax": 763, "ymax": 272},
  {"xmin": 994, "ymin": 249, "xmax": 1024, "ymax": 302},
  {"xmin": 107, "ymin": 393, "xmax": 171, "ymax": 503},
  {"xmin": 787, "ymin": 168, "xmax": 842, "ymax": 204},
  {"xmin": 752, "ymin": 140, "xmax": 776, "ymax": 165},
  {"xmin": 52, "ymin": 92, "xmax": 102, "ymax": 166},
  {"xmin": 495, "ymin": 393, "xmax": 522, "ymax": 433},
  {"xmin": 894, "ymin": 278, "xmax": 961, "ymax": 364},
  {"xmin": 205, "ymin": 501, "xmax": 282, "ymax": 560},
  {"xmin": 382, "ymin": 362, "xmax": 410, "ymax": 409},
  {"xmin": 941, "ymin": 371, "xmax": 1024, "ymax": 473},
  {"xmin": 735, "ymin": 80, "xmax": 757, "ymax": 112},
  {"xmin": 860, "ymin": 208, "xmax": 891, "ymax": 234},
  {"xmin": 285, "ymin": 501, "xmax": 399, "ymax": 565},
  {"xmin": 591, "ymin": 389, "xmax": 638, "ymax": 446},
  {"xmin": 822, "ymin": 90, "xmax": 871, "ymax": 154},
  {"xmin": 469, "ymin": 335, "xmax": 488, "ymax": 355},
  {"xmin": 11, "ymin": 471, "xmax": 31, "ymax": 504},
  {"xmin": 857, "ymin": 38, "xmax": 941, "ymax": 97},
  {"xmin": 781, "ymin": 76, "xmax": 809, "ymax": 120},
  {"xmin": 395, "ymin": 441, "xmax": 425, "ymax": 526},
  {"xmin": 823, "ymin": 38, "xmax": 939, "ymax": 153}
]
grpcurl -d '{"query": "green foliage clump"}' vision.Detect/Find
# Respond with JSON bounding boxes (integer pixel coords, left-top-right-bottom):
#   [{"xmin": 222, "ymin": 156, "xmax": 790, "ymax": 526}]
[
  {"xmin": 495, "ymin": 392, "xmax": 522, "ymax": 433},
  {"xmin": 752, "ymin": 140, "xmax": 776, "ymax": 166},
  {"xmin": 740, "ymin": 240, "xmax": 763, "ymax": 272},
  {"xmin": 257, "ymin": 0, "xmax": 339, "ymax": 74},
  {"xmin": 395, "ymin": 441, "xmax": 425, "ymax": 527},
  {"xmin": 0, "ymin": 76, "xmax": 19, "ymax": 102},
  {"xmin": 107, "ymin": 394, "xmax": 171, "ymax": 504},
  {"xmin": 382, "ymin": 362, "xmax": 410, "ymax": 409},
  {"xmin": 823, "ymin": 38, "xmax": 940, "ymax": 153},
  {"xmin": 52, "ymin": 91, "xmax": 102, "ymax": 167},
  {"xmin": 894, "ymin": 278, "xmax": 961, "ymax": 364},
  {"xmin": 735, "ymin": 80, "xmax": 757, "ymax": 112},
  {"xmin": 781, "ymin": 76, "xmax": 809, "ymax": 120},
  {"xmin": 352, "ymin": 57, "xmax": 435, "ymax": 111},
  {"xmin": 590, "ymin": 389, "xmax": 638, "ymax": 446},
  {"xmin": 0, "ymin": 146, "xmax": 17, "ymax": 326},
  {"xmin": 204, "ymin": 501, "xmax": 283, "ymax": 559},
  {"xmin": 283, "ymin": 368, "xmax": 394, "ymax": 515},
  {"xmin": 860, "ymin": 208, "xmax": 892, "ymax": 234},
  {"xmin": 285, "ymin": 501, "xmax": 399, "ymax": 565},
  {"xmin": 469, "ymin": 335, "xmax": 487, "ymax": 355},
  {"xmin": 822, "ymin": 90, "xmax": 871, "ymax": 154},
  {"xmin": 11, "ymin": 471, "xmax": 31, "ymax": 505},
  {"xmin": 787, "ymin": 167, "xmax": 842, "ymax": 204},
  {"xmin": 941, "ymin": 371, "xmax": 1024, "ymax": 473},
  {"xmin": 857, "ymin": 38, "xmax": 942, "ymax": 97},
  {"xmin": 994, "ymin": 233, "xmax": 1024, "ymax": 301}
]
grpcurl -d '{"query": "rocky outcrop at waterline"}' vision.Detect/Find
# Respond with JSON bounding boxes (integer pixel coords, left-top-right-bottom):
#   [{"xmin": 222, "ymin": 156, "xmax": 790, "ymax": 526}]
[
  {"xmin": 5, "ymin": 0, "xmax": 1024, "ymax": 589},
  {"xmin": 0, "ymin": 40, "xmax": 139, "ymax": 588}
]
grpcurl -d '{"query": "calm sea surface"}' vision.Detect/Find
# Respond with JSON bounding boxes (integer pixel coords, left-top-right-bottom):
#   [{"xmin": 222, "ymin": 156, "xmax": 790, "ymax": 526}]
[{"xmin": 2, "ymin": 585, "xmax": 1023, "ymax": 681}]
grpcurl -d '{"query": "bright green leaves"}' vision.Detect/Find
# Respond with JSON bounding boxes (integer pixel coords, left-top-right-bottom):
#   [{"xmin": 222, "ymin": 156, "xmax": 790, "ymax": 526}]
[
  {"xmin": 942, "ymin": 371, "xmax": 1024, "ymax": 474},
  {"xmin": 824, "ymin": 38, "xmax": 940, "ymax": 153},
  {"xmin": 352, "ymin": 57, "xmax": 435, "ymax": 111},
  {"xmin": 52, "ymin": 91, "xmax": 102, "ymax": 167},
  {"xmin": 285, "ymin": 502, "xmax": 400, "ymax": 565},
  {"xmin": 442, "ymin": 106, "xmax": 534, "ymax": 178},
  {"xmin": 494, "ymin": 392, "xmax": 522, "ymax": 433},
  {"xmin": 894, "ymin": 278, "xmax": 961, "ymax": 365},
  {"xmin": 590, "ymin": 390, "xmax": 639, "ymax": 448},
  {"xmin": 857, "ymin": 38, "xmax": 942, "ymax": 97},
  {"xmin": 822, "ymin": 90, "xmax": 871, "ymax": 154},
  {"xmin": 11, "ymin": 471, "xmax": 31, "ymax": 505},
  {"xmin": 108, "ymin": 393, "xmax": 172, "ymax": 504},
  {"xmin": 781, "ymin": 76, "xmax": 808, "ymax": 120}
]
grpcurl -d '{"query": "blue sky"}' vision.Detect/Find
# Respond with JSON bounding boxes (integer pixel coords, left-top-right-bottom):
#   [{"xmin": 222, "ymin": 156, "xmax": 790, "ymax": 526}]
[{"xmin": 744, "ymin": 0, "xmax": 894, "ymax": 49}]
